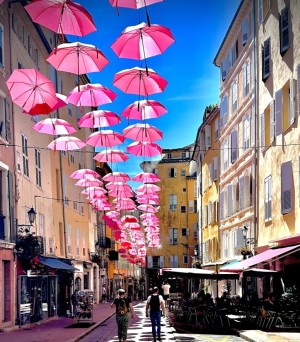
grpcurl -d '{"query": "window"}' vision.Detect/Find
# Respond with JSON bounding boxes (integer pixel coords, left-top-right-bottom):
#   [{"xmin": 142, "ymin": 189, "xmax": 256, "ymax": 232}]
[
  {"xmin": 73, "ymin": 183, "xmax": 78, "ymax": 210},
  {"xmin": 264, "ymin": 176, "xmax": 272, "ymax": 221},
  {"xmin": 70, "ymin": 151, "xmax": 75, "ymax": 164},
  {"xmin": 180, "ymin": 206, "xmax": 186, "ymax": 213},
  {"xmin": 213, "ymin": 157, "xmax": 218, "ymax": 181},
  {"xmin": 189, "ymin": 200, "xmax": 194, "ymax": 213},
  {"xmin": 215, "ymin": 119, "xmax": 219, "ymax": 139},
  {"xmin": 183, "ymin": 188, "xmax": 186, "ymax": 192},
  {"xmin": 242, "ymin": 16, "xmax": 249, "ymax": 46},
  {"xmin": 75, "ymin": 228, "xmax": 80, "ymax": 256},
  {"xmin": 221, "ymin": 58, "xmax": 227, "ymax": 81},
  {"xmin": 223, "ymin": 232, "xmax": 229, "ymax": 258},
  {"xmin": 233, "ymin": 228, "xmax": 244, "ymax": 255},
  {"xmin": 167, "ymin": 152, "xmax": 172, "ymax": 159},
  {"xmin": 275, "ymin": 89, "xmax": 283, "ymax": 136},
  {"xmin": 169, "ymin": 168, "xmax": 177, "ymax": 177},
  {"xmin": 82, "ymin": 231, "xmax": 86, "ymax": 256},
  {"xmin": 230, "ymin": 130, "xmax": 238, "ymax": 164},
  {"xmin": 169, "ymin": 194, "xmax": 177, "ymax": 211},
  {"xmin": 262, "ymin": 38, "xmax": 271, "ymax": 82},
  {"xmin": 38, "ymin": 213, "xmax": 45, "ymax": 237},
  {"xmin": 22, "ymin": 134, "xmax": 29, "ymax": 177},
  {"xmin": 66, "ymin": 224, "xmax": 72, "ymax": 255},
  {"xmin": 170, "ymin": 255, "xmax": 178, "ymax": 268},
  {"xmin": 35, "ymin": 149, "xmax": 41, "ymax": 187},
  {"xmin": 243, "ymin": 60, "xmax": 250, "ymax": 97},
  {"xmin": 182, "ymin": 152, "xmax": 187, "ymax": 158},
  {"xmin": 169, "ymin": 228, "xmax": 178, "ymax": 245},
  {"xmin": 205, "ymin": 125, "xmax": 211, "ymax": 149},
  {"xmin": 181, "ymin": 169, "xmax": 186, "ymax": 176},
  {"xmin": 243, "ymin": 115, "xmax": 250, "ymax": 151},
  {"xmin": 63, "ymin": 175, "xmax": 69, "ymax": 206},
  {"xmin": 27, "ymin": 35, "xmax": 32, "ymax": 57},
  {"xmin": 49, "ymin": 238, "xmax": 54, "ymax": 254},
  {"xmin": 0, "ymin": 25, "xmax": 3, "ymax": 67},
  {"xmin": 223, "ymin": 139, "xmax": 229, "ymax": 171},
  {"xmin": 220, "ymin": 95, "xmax": 228, "ymax": 128},
  {"xmin": 280, "ymin": 6, "xmax": 290, "ymax": 55},
  {"xmin": 182, "ymin": 228, "xmax": 189, "ymax": 236},
  {"xmin": 281, "ymin": 161, "xmax": 292, "ymax": 214},
  {"xmin": 0, "ymin": 97, "xmax": 11, "ymax": 142},
  {"xmin": 183, "ymin": 255, "xmax": 188, "ymax": 265},
  {"xmin": 231, "ymin": 80, "xmax": 238, "ymax": 113},
  {"xmin": 258, "ymin": 0, "xmax": 270, "ymax": 23},
  {"xmin": 282, "ymin": 78, "xmax": 295, "ymax": 132}
]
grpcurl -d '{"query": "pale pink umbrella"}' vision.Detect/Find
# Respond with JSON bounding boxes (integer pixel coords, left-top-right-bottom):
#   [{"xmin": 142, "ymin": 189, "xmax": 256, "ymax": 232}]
[
  {"xmin": 86, "ymin": 193, "xmax": 107, "ymax": 201},
  {"xmin": 113, "ymin": 67, "xmax": 167, "ymax": 96},
  {"xmin": 137, "ymin": 193, "xmax": 159, "ymax": 200},
  {"xmin": 131, "ymin": 172, "xmax": 160, "ymax": 183},
  {"xmin": 86, "ymin": 130, "xmax": 125, "ymax": 148},
  {"xmin": 140, "ymin": 212, "xmax": 158, "ymax": 219},
  {"xmin": 24, "ymin": 0, "xmax": 96, "ymax": 37},
  {"xmin": 137, "ymin": 204, "xmax": 158, "ymax": 213},
  {"xmin": 70, "ymin": 169, "xmax": 100, "ymax": 180},
  {"xmin": 123, "ymin": 222, "xmax": 141, "ymax": 230},
  {"xmin": 102, "ymin": 172, "xmax": 130, "ymax": 183},
  {"xmin": 123, "ymin": 123, "xmax": 162, "ymax": 142},
  {"xmin": 75, "ymin": 178, "xmax": 103, "ymax": 187},
  {"xmin": 136, "ymin": 183, "xmax": 161, "ymax": 192},
  {"xmin": 32, "ymin": 118, "xmax": 76, "ymax": 135},
  {"xmin": 109, "ymin": 189, "xmax": 133, "ymax": 198},
  {"xmin": 127, "ymin": 141, "xmax": 162, "ymax": 157},
  {"xmin": 67, "ymin": 83, "xmax": 117, "ymax": 107},
  {"xmin": 93, "ymin": 149, "xmax": 129, "ymax": 163},
  {"xmin": 48, "ymin": 136, "xmax": 86, "ymax": 151},
  {"xmin": 81, "ymin": 186, "xmax": 107, "ymax": 196},
  {"xmin": 122, "ymin": 99, "xmax": 167, "ymax": 120},
  {"xmin": 93, "ymin": 202, "xmax": 114, "ymax": 211},
  {"xmin": 106, "ymin": 182, "xmax": 132, "ymax": 190},
  {"xmin": 78, "ymin": 110, "xmax": 121, "ymax": 128},
  {"xmin": 136, "ymin": 197, "xmax": 159, "ymax": 205}
]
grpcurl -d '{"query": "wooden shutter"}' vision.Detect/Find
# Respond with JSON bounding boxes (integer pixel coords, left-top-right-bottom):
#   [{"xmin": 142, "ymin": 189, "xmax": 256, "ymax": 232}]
[
  {"xmin": 260, "ymin": 112, "xmax": 265, "ymax": 151},
  {"xmin": 231, "ymin": 130, "xmax": 238, "ymax": 163},
  {"xmin": 239, "ymin": 176, "xmax": 244, "ymax": 210},
  {"xmin": 280, "ymin": 6, "xmax": 290, "ymax": 54},
  {"xmin": 275, "ymin": 89, "xmax": 283, "ymax": 136},
  {"xmin": 289, "ymin": 77, "xmax": 295, "ymax": 125},
  {"xmin": 227, "ymin": 184, "xmax": 233, "ymax": 217},
  {"xmin": 205, "ymin": 125, "xmax": 212, "ymax": 149},
  {"xmin": 281, "ymin": 161, "xmax": 292, "ymax": 214},
  {"xmin": 270, "ymin": 100, "xmax": 275, "ymax": 142},
  {"xmin": 262, "ymin": 38, "xmax": 271, "ymax": 81},
  {"xmin": 213, "ymin": 157, "xmax": 218, "ymax": 180}
]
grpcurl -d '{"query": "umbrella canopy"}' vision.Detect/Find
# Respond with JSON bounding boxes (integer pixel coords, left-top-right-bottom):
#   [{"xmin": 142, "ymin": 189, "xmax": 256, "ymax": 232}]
[
  {"xmin": 24, "ymin": 0, "xmax": 96, "ymax": 37},
  {"xmin": 86, "ymin": 130, "xmax": 125, "ymax": 148},
  {"xmin": 111, "ymin": 22, "xmax": 174, "ymax": 60},
  {"xmin": 23, "ymin": 92, "xmax": 68, "ymax": 115},
  {"xmin": 70, "ymin": 169, "xmax": 100, "ymax": 179},
  {"xmin": 131, "ymin": 172, "xmax": 160, "ymax": 183},
  {"xmin": 120, "ymin": 215, "xmax": 139, "ymax": 223},
  {"xmin": 113, "ymin": 67, "xmax": 167, "ymax": 96},
  {"xmin": 93, "ymin": 149, "xmax": 129, "ymax": 163},
  {"xmin": 6, "ymin": 69, "xmax": 58, "ymax": 114},
  {"xmin": 109, "ymin": 189, "xmax": 133, "ymax": 198},
  {"xmin": 106, "ymin": 182, "xmax": 132, "ymax": 191},
  {"xmin": 136, "ymin": 197, "xmax": 159, "ymax": 205},
  {"xmin": 75, "ymin": 178, "xmax": 103, "ymax": 187},
  {"xmin": 32, "ymin": 118, "xmax": 76, "ymax": 135},
  {"xmin": 48, "ymin": 136, "xmax": 86, "ymax": 151},
  {"xmin": 47, "ymin": 42, "xmax": 109, "ymax": 75},
  {"xmin": 136, "ymin": 183, "xmax": 161, "ymax": 192},
  {"xmin": 81, "ymin": 186, "xmax": 107, "ymax": 196},
  {"xmin": 67, "ymin": 83, "xmax": 117, "ymax": 107},
  {"xmin": 102, "ymin": 172, "xmax": 130, "ymax": 183},
  {"xmin": 122, "ymin": 99, "xmax": 167, "ymax": 120},
  {"xmin": 123, "ymin": 123, "xmax": 162, "ymax": 142},
  {"xmin": 109, "ymin": 0, "xmax": 163, "ymax": 9},
  {"xmin": 137, "ymin": 204, "xmax": 158, "ymax": 213},
  {"xmin": 126, "ymin": 141, "xmax": 162, "ymax": 157},
  {"xmin": 78, "ymin": 110, "xmax": 121, "ymax": 128}
]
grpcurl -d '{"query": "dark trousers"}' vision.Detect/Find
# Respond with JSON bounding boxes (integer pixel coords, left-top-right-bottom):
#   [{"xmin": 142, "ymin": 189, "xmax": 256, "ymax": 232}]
[{"xmin": 150, "ymin": 311, "xmax": 161, "ymax": 338}]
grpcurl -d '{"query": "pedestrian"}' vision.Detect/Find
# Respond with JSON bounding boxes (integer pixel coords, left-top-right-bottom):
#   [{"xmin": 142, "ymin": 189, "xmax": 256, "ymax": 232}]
[
  {"xmin": 111, "ymin": 289, "xmax": 135, "ymax": 342},
  {"xmin": 102, "ymin": 284, "xmax": 107, "ymax": 303},
  {"xmin": 161, "ymin": 281, "xmax": 171, "ymax": 301},
  {"xmin": 146, "ymin": 286, "xmax": 166, "ymax": 342},
  {"xmin": 71, "ymin": 290, "xmax": 78, "ymax": 318}
]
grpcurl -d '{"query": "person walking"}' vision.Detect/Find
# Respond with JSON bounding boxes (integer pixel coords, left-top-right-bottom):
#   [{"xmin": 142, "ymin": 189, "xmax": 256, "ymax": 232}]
[
  {"xmin": 111, "ymin": 289, "xmax": 135, "ymax": 342},
  {"xmin": 70, "ymin": 290, "xmax": 78, "ymax": 318},
  {"xmin": 161, "ymin": 281, "xmax": 171, "ymax": 301},
  {"xmin": 146, "ymin": 286, "xmax": 166, "ymax": 342},
  {"xmin": 102, "ymin": 284, "xmax": 107, "ymax": 303}
]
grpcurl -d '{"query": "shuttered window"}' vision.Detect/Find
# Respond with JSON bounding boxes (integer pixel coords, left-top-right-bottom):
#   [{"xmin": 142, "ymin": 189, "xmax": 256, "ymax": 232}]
[
  {"xmin": 234, "ymin": 228, "xmax": 244, "ymax": 255},
  {"xmin": 275, "ymin": 89, "xmax": 283, "ymax": 136},
  {"xmin": 280, "ymin": 6, "xmax": 290, "ymax": 55},
  {"xmin": 220, "ymin": 95, "xmax": 228, "ymax": 128},
  {"xmin": 260, "ymin": 112, "xmax": 265, "ymax": 151},
  {"xmin": 243, "ymin": 115, "xmax": 250, "ymax": 151},
  {"xmin": 242, "ymin": 17, "xmax": 249, "ymax": 46},
  {"xmin": 169, "ymin": 228, "xmax": 178, "ymax": 244},
  {"xmin": 270, "ymin": 100, "xmax": 275, "ymax": 142},
  {"xmin": 262, "ymin": 38, "xmax": 271, "ymax": 82},
  {"xmin": 264, "ymin": 176, "xmax": 272, "ymax": 221},
  {"xmin": 213, "ymin": 157, "xmax": 218, "ymax": 181},
  {"xmin": 227, "ymin": 184, "xmax": 233, "ymax": 217},
  {"xmin": 232, "ymin": 80, "xmax": 238, "ymax": 113},
  {"xmin": 221, "ymin": 59, "xmax": 227, "ymax": 81},
  {"xmin": 297, "ymin": 64, "xmax": 300, "ymax": 116},
  {"xmin": 205, "ymin": 125, "xmax": 211, "ymax": 149},
  {"xmin": 231, "ymin": 130, "xmax": 238, "ymax": 163},
  {"xmin": 289, "ymin": 77, "xmax": 295, "ymax": 126},
  {"xmin": 243, "ymin": 60, "xmax": 250, "ymax": 97},
  {"xmin": 239, "ymin": 176, "xmax": 245, "ymax": 211},
  {"xmin": 170, "ymin": 255, "xmax": 178, "ymax": 268},
  {"xmin": 281, "ymin": 161, "xmax": 292, "ymax": 214},
  {"xmin": 220, "ymin": 191, "xmax": 224, "ymax": 220}
]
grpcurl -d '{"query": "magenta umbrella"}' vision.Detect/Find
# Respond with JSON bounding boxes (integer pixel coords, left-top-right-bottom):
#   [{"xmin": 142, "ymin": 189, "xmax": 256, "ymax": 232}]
[
  {"xmin": 113, "ymin": 67, "xmax": 167, "ymax": 96},
  {"xmin": 47, "ymin": 42, "xmax": 108, "ymax": 75},
  {"xmin": 67, "ymin": 83, "xmax": 117, "ymax": 107},
  {"xmin": 111, "ymin": 22, "xmax": 174, "ymax": 60},
  {"xmin": 48, "ymin": 136, "xmax": 86, "ymax": 151},
  {"xmin": 102, "ymin": 172, "xmax": 130, "ymax": 183},
  {"xmin": 24, "ymin": 0, "xmax": 96, "ymax": 37},
  {"xmin": 131, "ymin": 172, "xmax": 160, "ymax": 183},
  {"xmin": 32, "ymin": 118, "xmax": 76, "ymax": 135},
  {"xmin": 93, "ymin": 149, "xmax": 129, "ymax": 163},
  {"xmin": 75, "ymin": 178, "xmax": 103, "ymax": 187},
  {"xmin": 70, "ymin": 168, "xmax": 100, "ymax": 179},
  {"xmin": 6, "ymin": 69, "xmax": 58, "ymax": 114},
  {"xmin": 81, "ymin": 186, "xmax": 107, "ymax": 196},
  {"xmin": 86, "ymin": 130, "xmax": 125, "ymax": 148},
  {"xmin": 78, "ymin": 110, "xmax": 121, "ymax": 128},
  {"xmin": 123, "ymin": 123, "xmax": 162, "ymax": 142},
  {"xmin": 137, "ymin": 204, "xmax": 158, "ymax": 213},
  {"xmin": 136, "ymin": 183, "xmax": 161, "ymax": 192},
  {"xmin": 122, "ymin": 99, "xmax": 167, "ymax": 120},
  {"xmin": 126, "ymin": 141, "xmax": 162, "ymax": 157}
]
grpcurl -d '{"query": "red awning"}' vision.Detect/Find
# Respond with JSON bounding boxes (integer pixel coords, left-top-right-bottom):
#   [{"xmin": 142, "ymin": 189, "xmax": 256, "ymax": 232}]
[{"xmin": 221, "ymin": 244, "xmax": 300, "ymax": 272}]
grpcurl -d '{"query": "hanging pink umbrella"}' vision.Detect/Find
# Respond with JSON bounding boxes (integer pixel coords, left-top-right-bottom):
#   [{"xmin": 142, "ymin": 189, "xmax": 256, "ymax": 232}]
[
  {"xmin": 109, "ymin": 189, "xmax": 133, "ymax": 198},
  {"xmin": 78, "ymin": 110, "xmax": 121, "ymax": 128},
  {"xmin": 137, "ymin": 204, "xmax": 158, "ymax": 213},
  {"xmin": 32, "ymin": 118, "xmax": 76, "ymax": 135},
  {"xmin": 67, "ymin": 83, "xmax": 117, "ymax": 107},
  {"xmin": 126, "ymin": 141, "xmax": 162, "ymax": 157},
  {"xmin": 113, "ymin": 67, "xmax": 167, "ymax": 96},
  {"xmin": 136, "ymin": 183, "xmax": 161, "ymax": 192},
  {"xmin": 75, "ymin": 178, "xmax": 103, "ymax": 187},
  {"xmin": 122, "ymin": 99, "xmax": 167, "ymax": 120},
  {"xmin": 121, "ymin": 215, "xmax": 138, "ymax": 223},
  {"xmin": 123, "ymin": 123, "xmax": 162, "ymax": 142},
  {"xmin": 136, "ymin": 197, "xmax": 159, "ymax": 205},
  {"xmin": 81, "ymin": 186, "xmax": 107, "ymax": 196},
  {"xmin": 6, "ymin": 69, "xmax": 58, "ymax": 114},
  {"xmin": 93, "ymin": 149, "xmax": 129, "ymax": 163},
  {"xmin": 86, "ymin": 130, "xmax": 125, "ymax": 148},
  {"xmin": 22, "ymin": 93, "xmax": 68, "ymax": 115},
  {"xmin": 131, "ymin": 172, "xmax": 160, "ymax": 183},
  {"xmin": 111, "ymin": 22, "xmax": 174, "ymax": 61},
  {"xmin": 24, "ymin": 0, "xmax": 96, "ymax": 37},
  {"xmin": 106, "ymin": 182, "xmax": 132, "ymax": 191},
  {"xmin": 102, "ymin": 172, "xmax": 130, "ymax": 183},
  {"xmin": 70, "ymin": 168, "xmax": 100, "ymax": 179},
  {"xmin": 47, "ymin": 42, "xmax": 108, "ymax": 75},
  {"xmin": 48, "ymin": 136, "xmax": 86, "ymax": 151}
]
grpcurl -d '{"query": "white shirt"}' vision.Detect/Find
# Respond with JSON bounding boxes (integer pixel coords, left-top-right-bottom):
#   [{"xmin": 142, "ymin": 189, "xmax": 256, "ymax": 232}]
[{"xmin": 162, "ymin": 284, "xmax": 171, "ymax": 295}]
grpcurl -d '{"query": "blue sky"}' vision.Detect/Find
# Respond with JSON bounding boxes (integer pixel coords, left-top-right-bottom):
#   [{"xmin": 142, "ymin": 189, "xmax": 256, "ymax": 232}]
[{"xmin": 74, "ymin": 0, "xmax": 241, "ymax": 182}]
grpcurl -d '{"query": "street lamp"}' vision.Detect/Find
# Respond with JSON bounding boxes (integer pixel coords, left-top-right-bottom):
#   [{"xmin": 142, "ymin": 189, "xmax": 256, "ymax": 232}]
[{"xmin": 17, "ymin": 207, "xmax": 37, "ymax": 233}]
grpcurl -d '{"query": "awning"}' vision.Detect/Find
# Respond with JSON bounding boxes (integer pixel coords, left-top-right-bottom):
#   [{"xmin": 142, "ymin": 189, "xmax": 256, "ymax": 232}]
[
  {"xmin": 38, "ymin": 256, "xmax": 78, "ymax": 271},
  {"xmin": 161, "ymin": 267, "xmax": 238, "ymax": 279},
  {"xmin": 221, "ymin": 244, "xmax": 300, "ymax": 272}
]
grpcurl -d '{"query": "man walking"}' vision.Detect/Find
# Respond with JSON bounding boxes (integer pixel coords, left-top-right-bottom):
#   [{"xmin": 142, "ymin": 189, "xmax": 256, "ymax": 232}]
[{"xmin": 146, "ymin": 286, "xmax": 166, "ymax": 341}]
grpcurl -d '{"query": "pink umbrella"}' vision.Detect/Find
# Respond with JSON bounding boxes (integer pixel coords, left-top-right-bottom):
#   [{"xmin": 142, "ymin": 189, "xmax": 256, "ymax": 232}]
[
  {"xmin": 67, "ymin": 83, "xmax": 117, "ymax": 107},
  {"xmin": 111, "ymin": 22, "xmax": 174, "ymax": 61},
  {"xmin": 122, "ymin": 99, "xmax": 167, "ymax": 120},
  {"xmin": 70, "ymin": 169, "xmax": 100, "ymax": 179},
  {"xmin": 24, "ymin": 0, "xmax": 96, "ymax": 37},
  {"xmin": 32, "ymin": 118, "xmax": 76, "ymax": 135},
  {"xmin": 136, "ymin": 183, "xmax": 161, "ymax": 192},
  {"xmin": 47, "ymin": 42, "xmax": 108, "ymax": 75},
  {"xmin": 93, "ymin": 149, "xmax": 129, "ymax": 163},
  {"xmin": 136, "ymin": 197, "xmax": 159, "ymax": 205},
  {"xmin": 126, "ymin": 141, "xmax": 162, "ymax": 157},
  {"xmin": 131, "ymin": 172, "xmax": 160, "ymax": 183},
  {"xmin": 121, "ymin": 215, "xmax": 138, "ymax": 223},
  {"xmin": 6, "ymin": 69, "xmax": 58, "ymax": 114},
  {"xmin": 109, "ymin": 189, "xmax": 133, "ymax": 198},
  {"xmin": 78, "ymin": 110, "xmax": 121, "ymax": 128},
  {"xmin": 113, "ymin": 67, "xmax": 167, "ymax": 96},
  {"xmin": 81, "ymin": 186, "xmax": 107, "ymax": 196},
  {"xmin": 75, "ymin": 178, "xmax": 103, "ymax": 187},
  {"xmin": 48, "ymin": 136, "xmax": 86, "ymax": 151},
  {"xmin": 102, "ymin": 172, "xmax": 130, "ymax": 183},
  {"xmin": 106, "ymin": 182, "xmax": 132, "ymax": 191},
  {"xmin": 137, "ymin": 204, "xmax": 158, "ymax": 213},
  {"xmin": 123, "ymin": 123, "xmax": 162, "ymax": 142},
  {"xmin": 22, "ymin": 93, "xmax": 68, "ymax": 115},
  {"xmin": 86, "ymin": 130, "xmax": 125, "ymax": 148}
]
